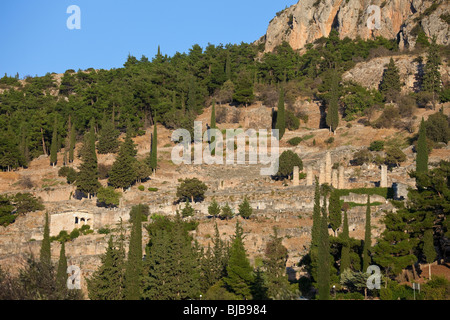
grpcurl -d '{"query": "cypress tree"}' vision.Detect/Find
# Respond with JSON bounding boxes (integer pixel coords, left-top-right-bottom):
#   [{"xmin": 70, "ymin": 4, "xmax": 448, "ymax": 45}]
[
  {"xmin": 275, "ymin": 86, "xmax": 285, "ymax": 140},
  {"xmin": 310, "ymin": 176, "xmax": 321, "ymax": 282},
  {"xmin": 87, "ymin": 235, "xmax": 125, "ymax": 300},
  {"xmin": 340, "ymin": 209, "xmax": 351, "ymax": 274},
  {"xmin": 416, "ymin": 117, "xmax": 429, "ymax": 173},
  {"xmin": 223, "ymin": 220, "xmax": 254, "ymax": 300},
  {"xmin": 317, "ymin": 196, "xmax": 330, "ymax": 300},
  {"xmin": 379, "ymin": 58, "xmax": 401, "ymax": 102},
  {"xmin": 124, "ymin": 205, "xmax": 143, "ymax": 300},
  {"xmin": 50, "ymin": 116, "xmax": 58, "ymax": 166},
  {"xmin": 423, "ymin": 229, "xmax": 436, "ymax": 280},
  {"xmin": 326, "ymin": 72, "xmax": 339, "ymax": 133},
  {"xmin": 212, "ymin": 222, "xmax": 229, "ymax": 279},
  {"xmin": 56, "ymin": 241, "xmax": 68, "ymax": 290},
  {"xmin": 362, "ymin": 195, "xmax": 372, "ymax": 272},
  {"xmin": 40, "ymin": 212, "xmax": 51, "ymax": 267},
  {"xmin": 328, "ymin": 189, "xmax": 342, "ymax": 237}
]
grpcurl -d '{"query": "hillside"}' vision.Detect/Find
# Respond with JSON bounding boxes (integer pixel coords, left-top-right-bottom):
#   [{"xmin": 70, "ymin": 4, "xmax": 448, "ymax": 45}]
[{"xmin": 0, "ymin": 0, "xmax": 449, "ymax": 301}]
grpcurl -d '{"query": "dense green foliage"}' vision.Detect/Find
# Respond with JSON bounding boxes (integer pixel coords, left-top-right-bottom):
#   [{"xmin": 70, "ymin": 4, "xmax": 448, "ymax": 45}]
[
  {"xmin": 176, "ymin": 178, "xmax": 208, "ymax": 202},
  {"xmin": 275, "ymin": 150, "xmax": 303, "ymax": 180},
  {"xmin": 416, "ymin": 118, "xmax": 429, "ymax": 173}
]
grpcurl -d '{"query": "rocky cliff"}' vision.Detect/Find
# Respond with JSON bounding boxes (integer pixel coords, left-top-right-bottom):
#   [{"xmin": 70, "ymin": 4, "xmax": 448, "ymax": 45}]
[{"xmin": 259, "ymin": 0, "xmax": 449, "ymax": 52}]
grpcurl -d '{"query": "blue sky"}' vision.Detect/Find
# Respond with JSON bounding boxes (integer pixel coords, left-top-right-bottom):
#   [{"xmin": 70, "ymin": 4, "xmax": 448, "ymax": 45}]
[{"xmin": 0, "ymin": 0, "xmax": 298, "ymax": 78}]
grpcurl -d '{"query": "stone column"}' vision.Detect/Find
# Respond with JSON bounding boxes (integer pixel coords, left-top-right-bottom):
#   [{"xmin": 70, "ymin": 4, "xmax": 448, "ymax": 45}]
[
  {"xmin": 325, "ymin": 152, "xmax": 332, "ymax": 184},
  {"xmin": 338, "ymin": 166, "xmax": 345, "ymax": 189},
  {"xmin": 380, "ymin": 165, "xmax": 388, "ymax": 188},
  {"xmin": 306, "ymin": 166, "xmax": 313, "ymax": 186},
  {"xmin": 293, "ymin": 166, "xmax": 299, "ymax": 187},
  {"xmin": 332, "ymin": 169, "xmax": 338, "ymax": 188},
  {"xmin": 319, "ymin": 163, "xmax": 325, "ymax": 185}
]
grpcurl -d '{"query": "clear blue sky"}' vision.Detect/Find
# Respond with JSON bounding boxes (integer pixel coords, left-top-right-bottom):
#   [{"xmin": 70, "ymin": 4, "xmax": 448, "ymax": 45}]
[{"xmin": 0, "ymin": 0, "xmax": 297, "ymax": 78}]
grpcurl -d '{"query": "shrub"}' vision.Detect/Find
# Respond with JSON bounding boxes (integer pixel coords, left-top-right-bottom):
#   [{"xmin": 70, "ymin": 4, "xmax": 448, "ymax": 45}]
[
  {"xmin": 351, "ymin": 149, "xmax": 372, "ymax": 166},
  {"xmin": 69, "ymin": 228, "xmax": 80, "ymax": 240},
  {"xmin": 148, "ymin": 187, "xmax": 158, "ymax": 192},
  {"xmin": 97, "ymin": 187, "xmax": 121, "ymax": 208},
  {"xmin": 384, "ymin": 146, "xmax": 406, "ymax": 167},
  {"xmin": 287, "ymin": 137, "xmax": 302, "ymax": 146},
  {"xmin": 369, "ymin": 140, "xmax": 385, "ymax": 151},
  {"xmin": 98, "ymin": 227, "xmax": 111, "ymax": 235},
  {"xmin": 138, "ymin": 185, "xmax": 145, "ymax": 191},
  {"xmin": 286, "ymin": 111, "xmax": 300, "ymax": 131},
  {"xmin": 325, "ymin": 137, "xmax": 335, "ymax": 145}
]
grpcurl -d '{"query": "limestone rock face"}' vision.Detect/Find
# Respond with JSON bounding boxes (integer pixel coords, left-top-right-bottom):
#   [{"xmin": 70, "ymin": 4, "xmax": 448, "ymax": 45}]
[
  {"xmin": 259, "ymin": 0, "xmax": 449, "ymax": 52},
  {"xmin": 342, "ymin": 54, "xmax": 450, "ymax": 93}
]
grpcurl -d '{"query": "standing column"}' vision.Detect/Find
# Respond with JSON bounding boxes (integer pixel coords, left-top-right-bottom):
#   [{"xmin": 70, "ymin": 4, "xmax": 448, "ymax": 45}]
[
  {"xmin": 338, "ymin": 166, "xmax": 345, "ymax": 189},
  {"xmin": 293, "ymin": 166, "xmax": 299, "ymax": 187},
  {"xmin": 380, "ymin": 165, "xmax": 388, "ymax": 188}
]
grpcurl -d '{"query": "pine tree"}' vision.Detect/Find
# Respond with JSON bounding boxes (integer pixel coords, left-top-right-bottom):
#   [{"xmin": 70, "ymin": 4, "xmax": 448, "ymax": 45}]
[
  {"xmin": 40, "ymin": 212, "xmax": 51, "ymax": 267},
  {"xmin": 97, "ymin": 118, "xmax": 120, "ymax": 154},
  {"xmin": 223, "ymin": 220, "xmax": 254, "ymax": 300},
  {"xmin": 423, "ymin": 36, "xmax": 442, "ymax": 107},
  {"xmin": 328, "ymin": 189, "xmax": 342, "ymax": 236},
  {"xmin": 362, "ymin": 195, "xmax": 372, "ymax": 272},
  {"xmin": 326, "ymin": 72, "xmax": 340, "ymax": 133},
  {"xmin": 238, "ymin": 197, "xmax": 253, "ymax": 219},
  {"xmin": 317, "ymin": 196, "xmax": 330, "ymax": 300},
  {"xmin": 208, "ymin": 198, "xmax": 221, "ymax": 218},
  {"xmin": 109, "ymin": 133, "xmax": 137, "ymax": 190},
  {"xmin": 379, "ymin": 58, "xmax": 401, "ymax": 102},
  {"xmin": 50, "ymin": 116, "xmax": 58, "ymax": 166},
  {"xmin": 56, "ymin": 241, "xmax": 68, "ymax": 291},
  {"xmin": 416, "ymin": 117, "xmax": 429, "ymax": 173},
  {"xmin": 69, "ymin": 118, "xmax": 76, "ymax": 164},
  {"xmin": 340, "ymin": 209, "xmax": 351, "ymax": 274},
  {"xmin": 142, "ymin": 214, "xmax": 200, "ymax": 300},
  {"xmin": 310, "ymin": 177, "xmax": 321, "ymax": 282},
  {"xmin": 423, "ymin": 229, "xmax": 436, "ymax": 280},
  {"xmin": 181, "ymin": 199, "xmax": 194, "ymax": 218},
  {"xmin": 124, "ymin": 205, "xmax": 143, "ymax": 300},
  {"xmin": 372, "ymin": 210, "xmax": 418, "ymax": 278},
  {"xmin": 225, "ymin": 53, "xmax": 232, "ymax": 81},
  {"xmin": 76, "ymin": 124, "xmax": 100, "ymax": 198},
  {"xmin": 275, "ymin": 86, "xmax": 286, "ymax": 140},
  {"xmin": 264, "ymin": 228, "xmax": 295, "ymax": 300},
  {"xmin": 87, "ymin": 235, "xmax": 125, "ymax": 300}
]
